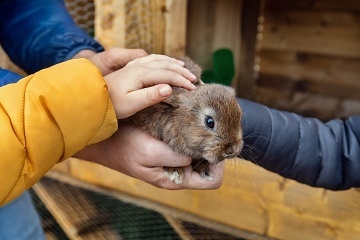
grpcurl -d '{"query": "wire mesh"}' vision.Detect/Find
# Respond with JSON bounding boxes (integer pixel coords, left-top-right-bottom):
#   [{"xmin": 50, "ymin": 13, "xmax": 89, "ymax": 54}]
[
  {"xmin": 65, "ymin": 0, "xmax": 95, "ymax": 36},
  {"xmin": 30, "ymin": 177, "xmax": 245, "ymax": 240},
  {"xmin": 65, "ymin": 0, "xmax": 162, "ymax": 52},
  {"xmin": 125, "ymin": 0, "xmax": 156, "ymax": 53},
  {"xmin": 30, "ymin": 189, "xmax": 69, "ymax": 240},
  {"xmin": 31, "ymin": 177, "xmax": 179, "ymax": 239}
]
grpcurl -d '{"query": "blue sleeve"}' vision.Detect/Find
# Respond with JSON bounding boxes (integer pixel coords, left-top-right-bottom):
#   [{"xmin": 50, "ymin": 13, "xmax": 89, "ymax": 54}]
[
  {"xmin": 0, "ymin": 68, "xmax": 22, "ymax": 86},
  {"xmin": 0, "ymin": 0, "xmax": 104, "ymax": 74},
  {"xmin": 238, "ymin": 98, "xmax": 360, "ymax": 190}
]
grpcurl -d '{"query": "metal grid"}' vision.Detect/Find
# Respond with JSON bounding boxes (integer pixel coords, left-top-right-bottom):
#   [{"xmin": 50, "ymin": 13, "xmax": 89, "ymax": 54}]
[
  {"xmin": 30, "ymin": 177, "xmax": 245, "ymax": 240},
  {"xmin": 65, "ymin": 0, "xmax": 95, "ymax": 36},
  {"xmin": 125, "ymin": 0, "xmax": 156, "ymax": 53},
  {"xmin": 65, "ymin": 0, "xmax": 160, "ymax": 52}
]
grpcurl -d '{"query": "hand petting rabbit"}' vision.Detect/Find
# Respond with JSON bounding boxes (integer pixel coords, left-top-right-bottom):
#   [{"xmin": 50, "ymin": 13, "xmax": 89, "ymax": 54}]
[{"xmin": 119, "ymin": 57, "xmax": 243, "ymax": 184}]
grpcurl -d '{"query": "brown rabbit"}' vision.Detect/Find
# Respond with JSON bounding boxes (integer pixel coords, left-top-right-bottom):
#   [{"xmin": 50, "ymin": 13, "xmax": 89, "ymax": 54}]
[{"xmin": 120, "ymin": 57, "xmax": 243, "ymax": 184}]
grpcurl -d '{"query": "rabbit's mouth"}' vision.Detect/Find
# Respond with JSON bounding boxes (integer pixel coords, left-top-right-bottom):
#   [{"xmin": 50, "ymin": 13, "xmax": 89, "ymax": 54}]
[{"xmin": 202, "ymin": 153, "xmax": 239, "ymax": 164}]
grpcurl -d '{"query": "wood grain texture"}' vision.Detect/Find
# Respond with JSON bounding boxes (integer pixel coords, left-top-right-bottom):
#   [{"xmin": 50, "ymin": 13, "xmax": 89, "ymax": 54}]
[
  {"xmin": 186, "ymin": 0, "xmax": 242, "ymax": 89},
  {"xmin": 94, "ymin": 0, "xmax": 186, "ymax": 57},
  {"xmin": 254, "ymin": 1, "xmax": 360, "ymax": 119},
  {"xmin": 65, "ymin": 158, "xmax": 360, "ymax": 240}
]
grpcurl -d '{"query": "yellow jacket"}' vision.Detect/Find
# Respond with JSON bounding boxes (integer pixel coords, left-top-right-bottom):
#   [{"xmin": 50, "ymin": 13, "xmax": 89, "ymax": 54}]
[{"xmin": 0, "ymin": 59, "xmax": 117, "ymax": 206}]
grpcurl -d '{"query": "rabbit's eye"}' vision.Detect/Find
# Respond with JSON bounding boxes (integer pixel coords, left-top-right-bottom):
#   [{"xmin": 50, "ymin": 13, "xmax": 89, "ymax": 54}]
[{"xmin": 205, "ymin": 116, "xmax": 215, "ymax": 129}]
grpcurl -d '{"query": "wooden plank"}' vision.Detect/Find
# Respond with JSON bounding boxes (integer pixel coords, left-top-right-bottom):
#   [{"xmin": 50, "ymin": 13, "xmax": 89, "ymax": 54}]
[
  {"xmin": 262, "ymin": 10, "xmax": 360, "ymax": 26},
  {"xmin": 124, "ymin": 0, "xmax": 164, "ymax": 53},
  {"xmin": 186, "ymin": 0, "xmax": 216, "ymax": 70},
  {"xmin": 236, "ymin": 0, "xmax": 260, "ymax": 98},
  {"xmin": 262, "ymin": 27, "xmax": 360, "ymax": 59},
  {"xmin": 259, "ymin": 49, "xmax": 360, "ymax": 85},
  {"xmin": 47, "ymin": 169, "xmax": 267, "ymax": 240},
  {"xmin": 252, "ymin": 85, "xmax": 360, "ymax": 120},
  {"xmin": 250, "ymin": 86, "xmax": 295, "ymax": 108},
  {"xmin": 265, "ymin": 0, "xmax": 360, "ymax": 11},
  {"xmin": 261, "ymin": 10, "xmax": 360, "ymax": 58},
  {"xmin": 94, "ymin": 0, "xmax": 186, "ymax": 56},
  {"xmin": 150, "ymin": 0, "xmax": 166, "ymax": 54},
  {"xmin": 33, "ymin": 183, "xmax": 82, "ymax": 240},
  {"xmin": 312, "ymin": 0, "xmax": 360, "ymax": 11},
  {"xmin": 164, "ymin": 0, "xmax": 187, "ymax": 57},
  {"xmin": 33, "ymin": 178, "xmax": 121, "ymax": 240},
  {"xmin": 257, "ymin": 73, "xmax": 360, "ymax": 101},
  {"xmin": 265, "ymin": 0, "xmax": 313, "ymax": 10},
  {"xmin": 163, "ymin": 215, "xmax": 194, "ymax": 240},
  {"xmin": 67, "ymin": 158, "xmax": 360, "ymax": 240},
  {"xmin": 340, "ymin": 99, "xmax": 360, "ymax": 119},
  {"xmin": 50, "ymin": 161, "xmax": 71, "ymax": 174},
  {"xmin": 94, "ymin": 0, "xmax": 126, "ymax": 49},
  {"xmin": 186, "ymin": 0, "xmax": 242, "ymax": 88},
  {"xmin": 69, "ymin": 159, "xmax": 272, "ymax": 235},
  {"xmin": 252, "ymin": 86, "xmax": 341, "ymax": 120}
]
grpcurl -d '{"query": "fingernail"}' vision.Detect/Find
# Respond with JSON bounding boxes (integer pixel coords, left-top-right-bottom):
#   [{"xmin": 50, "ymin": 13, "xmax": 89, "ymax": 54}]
[
  {"xmin": 159, "ymin": 85, "xmax": 172, "ymax": 97},
  {"xmin": 177, "ymin": 60, "xmax": 185, "ymax": 66}
]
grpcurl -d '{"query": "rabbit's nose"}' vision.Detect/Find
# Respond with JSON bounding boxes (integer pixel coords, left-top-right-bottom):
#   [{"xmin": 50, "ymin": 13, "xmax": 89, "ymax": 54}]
[
  {"xmin": 225, "ymin": 144, "xmax": 241, "ymax": 157},
  {"xmin": 225, "ymin": 141, "xmax": 244, "ymax": 158}
]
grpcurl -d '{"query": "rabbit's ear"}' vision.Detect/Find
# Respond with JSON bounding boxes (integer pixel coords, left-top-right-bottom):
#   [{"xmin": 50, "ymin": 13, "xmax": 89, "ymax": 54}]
[
  {"xmin": 181, "ymin": 56, "xmax": 202, "ymax": 82},
  {"xmin": 162, "ymin": 87, "xmax": 188, "ymax": 108}
]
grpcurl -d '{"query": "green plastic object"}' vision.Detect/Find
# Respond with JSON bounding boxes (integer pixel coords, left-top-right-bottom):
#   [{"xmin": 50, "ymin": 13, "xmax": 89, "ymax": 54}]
[
  {"xmin": 201, "ymin": 48, "xmax": 235, "ymax": 86},
  {"xmin": 201, "ymin": 70, "xmax": 214, "ymax": 84}
]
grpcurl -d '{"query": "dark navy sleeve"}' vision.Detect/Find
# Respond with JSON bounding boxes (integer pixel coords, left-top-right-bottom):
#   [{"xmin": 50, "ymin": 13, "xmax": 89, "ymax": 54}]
[
  {"xmin": 238, "ymin": 98, "xmax": 360, "ymax": 190},
  {"xmin": 0, "ymin": 0, "xmax": 104, "ymax": 74}
]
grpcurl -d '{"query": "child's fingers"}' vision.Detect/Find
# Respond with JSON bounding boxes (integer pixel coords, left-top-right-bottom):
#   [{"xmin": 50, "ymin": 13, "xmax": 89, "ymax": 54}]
[
  {"xmin": 118, "ymin": 84, "xmax": 172, "ymax": 119},
  {"xmin": 128, "ymin": 54, "xmax": 184, "ymax": 66},
  {"xmin": 144, "ymin": 61, "xmax": 197, "ymax": 82},
  {"xmin": 127, "ymin": 55, "xmax": 196, "ymax": 82},
  {"xmin": 137, "ymin": 69, "xmax": 196, "ymax": 91}
]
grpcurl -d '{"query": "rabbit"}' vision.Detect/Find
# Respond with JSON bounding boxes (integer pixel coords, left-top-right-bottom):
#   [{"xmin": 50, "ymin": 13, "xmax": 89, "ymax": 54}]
[{"xmin": 119, "ymin": 57, "xmax": 243, "ymax": 184}]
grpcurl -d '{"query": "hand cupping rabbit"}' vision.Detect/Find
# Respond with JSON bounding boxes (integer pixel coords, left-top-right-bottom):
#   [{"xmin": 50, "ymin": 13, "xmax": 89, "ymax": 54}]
[{"xmin": 120, "ymin": 57, "xmax": 243, "ymax": 184}]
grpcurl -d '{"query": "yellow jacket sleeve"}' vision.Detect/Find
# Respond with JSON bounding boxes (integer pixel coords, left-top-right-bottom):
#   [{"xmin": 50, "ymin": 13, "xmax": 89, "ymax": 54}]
[{"xmin": 0, "ymin": 58, "xmax": 117, "ymax": 206}]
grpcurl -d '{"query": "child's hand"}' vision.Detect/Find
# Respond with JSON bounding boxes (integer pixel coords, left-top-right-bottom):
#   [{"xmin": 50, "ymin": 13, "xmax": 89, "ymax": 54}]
[{"xmin": 104, "ymin": 54, "xmax": 197, "ymax": 119}]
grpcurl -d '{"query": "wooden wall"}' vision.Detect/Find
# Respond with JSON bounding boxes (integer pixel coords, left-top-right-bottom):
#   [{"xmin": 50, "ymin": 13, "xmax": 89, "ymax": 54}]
[
  {"xmin": 185, "ymin": 0, "xmax": 242, "ymax": 90},
  {"xmin": 253, "ymin": 0, "xmax": 360, "ymax": 120},
  {"xmin": 95, "ymin": 0, "xmax": 187, "ymax": 57}
]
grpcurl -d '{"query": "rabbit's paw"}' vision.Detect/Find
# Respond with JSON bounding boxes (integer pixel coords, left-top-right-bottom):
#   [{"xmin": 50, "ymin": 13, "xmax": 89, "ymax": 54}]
[
  {"xmin": 165, "ymin": 167, "xmax": 185, "ymax": 184},
  {"xmin": 192, "ymin": 159, "xmax": 213, "ymax": 181},
  {"xmin": 198, "ymin": 167, "xmax": 213, "ymax": 181}
]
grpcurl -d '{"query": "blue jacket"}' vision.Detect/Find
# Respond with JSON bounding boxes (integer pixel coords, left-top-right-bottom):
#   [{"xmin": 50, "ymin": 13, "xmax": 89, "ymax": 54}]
[
  {"xmin": 238, "ymin": 99, "xmax": 360, "ymax": 190},
  {"xmin": 0, "ymin": 0, "xmax": 103, "ymax": 74},
  {"xmin": 0, "ymin": 69, "xmax": 22, "ymax": 86}
]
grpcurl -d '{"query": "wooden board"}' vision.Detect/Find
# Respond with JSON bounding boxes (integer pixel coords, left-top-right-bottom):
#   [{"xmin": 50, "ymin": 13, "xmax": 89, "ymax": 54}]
[
  {"xmin": 261, "ymin": 11, "xmax": 360, "ymax": 58},
  {"xmin": 186, "ymin": 0, "xmax": 242, "ymax": 89},
  {"xmin": 61, "ymin": 157, "xmax": 360, "ymax": 240},
  {"xmin": 33, "ymin": 178, "xmax": 121, "ymax": 240},
  {"xmin": 164, "ymin": 0, "xmax": 188, "ymax": 57},
  {"xmin": 236, "ymin": 0, "xmax": 261, "ymax": 98},
  {"xmin": 94, "ymin": 0, "xmax": 187, "ymax": 57},
  {"xmin": 255, "ymin": 1, "xmax": 360, "ymax": 119},
  {"xmin": 265, "ymin": 0, "xmax": 360, "ymax": 11},
  {"xmin": 259, "ymin": 49, "xmax": 360, "ymax": 85}
]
